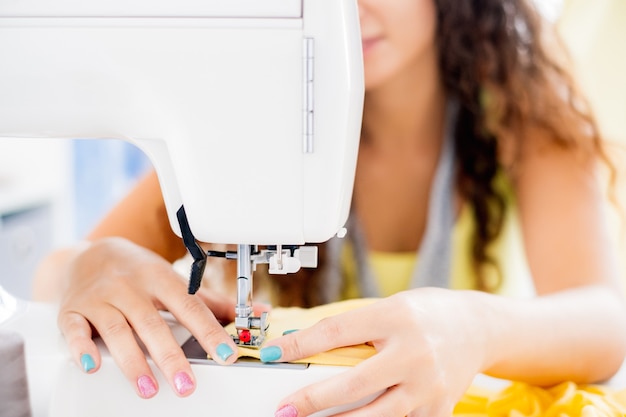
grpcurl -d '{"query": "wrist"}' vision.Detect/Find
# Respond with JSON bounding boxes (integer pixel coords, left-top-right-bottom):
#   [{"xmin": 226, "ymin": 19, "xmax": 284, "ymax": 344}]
[
  {"xmin": 458, "ymin": 290, "xmax": 514, "ymax": 374},
  {"xmin": 32, "ymin": 241, "xmax": 92, "ymax": 302}
]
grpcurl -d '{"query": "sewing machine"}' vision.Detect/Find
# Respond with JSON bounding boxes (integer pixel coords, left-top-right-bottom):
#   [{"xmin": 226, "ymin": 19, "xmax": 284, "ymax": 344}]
[{"xmin": 0, "ymin": 0, "xmax": 364, "ymax": 415}]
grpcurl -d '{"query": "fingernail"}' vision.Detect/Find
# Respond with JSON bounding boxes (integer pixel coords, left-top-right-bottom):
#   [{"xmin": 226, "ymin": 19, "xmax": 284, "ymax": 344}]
[
  {"xmin": 260, "ymin": 346, "xmax": 282, "ymax": 362},
  {"xmin": 137, "ymin": 375, "xmax": 158, "ymax": 398},
  {"xmin": 275, "ymin": 404, "xmax": 298, "ymax": 417},
  {"xmin": 173, "ymin": 371, "xmax": 194, "ymax": 396},
  {"xmin": 216, "ymin": 343, "xmax": 234, "ymax": 362},
  {"xmin": 282, "ymin": 329, "xmax": 299, "ymax": 335},
  {"xmin": 80, "ymin": 353, "xmax": 95, "ymax": 373}
]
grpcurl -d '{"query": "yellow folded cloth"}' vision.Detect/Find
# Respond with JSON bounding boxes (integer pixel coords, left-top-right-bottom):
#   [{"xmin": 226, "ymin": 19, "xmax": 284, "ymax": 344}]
[
  {"xmin": 454, "ymin": 382, "xmax": 626, "ymax": 417},
  {"xmin": 220, "ymin": 298, "xmax": 626, "ymax": 415},
  {"xmin": 223, "ymin": 298, "xmax": 378, "ymax": 366}
]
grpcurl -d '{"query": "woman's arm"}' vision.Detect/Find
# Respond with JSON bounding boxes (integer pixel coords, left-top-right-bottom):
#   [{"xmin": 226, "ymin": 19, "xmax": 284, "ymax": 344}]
[
  {"xmin": 86, "ymin": 170, "xmax": 187, "ymax": 262},
  {"xmin": 491, "ymin": 131, "xmax": 626, "ymax": 382},
  {"xmin": 479, "ymin": 285, "xmax": 626, "ymax": 384}
]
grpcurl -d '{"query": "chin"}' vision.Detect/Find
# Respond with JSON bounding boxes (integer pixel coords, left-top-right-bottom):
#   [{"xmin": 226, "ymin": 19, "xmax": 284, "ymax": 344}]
[
  {"xmin": 363, "ymin": 70, "xmax": 395, "ymax": 92},
  {"xmin": 362, "ymin": 54, "xmax": 404, "ymax": 92}
]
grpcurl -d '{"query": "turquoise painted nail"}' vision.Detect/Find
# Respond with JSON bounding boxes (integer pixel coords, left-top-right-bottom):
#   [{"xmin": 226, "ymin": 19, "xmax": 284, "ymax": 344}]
[
  {"xmin": 260, "ymin": 346, "xmax": 282, "ymax": 363},
  {"xmin": 80, "ymin": 353, "xmax": 95, "ymax": 373},
  {"xmin": 216, "ymin": 343, "xmax": 234, "ymax": 362},
  {"xmin": 282, "ymin": 329, "xmax": 299, "ymax": 335}
]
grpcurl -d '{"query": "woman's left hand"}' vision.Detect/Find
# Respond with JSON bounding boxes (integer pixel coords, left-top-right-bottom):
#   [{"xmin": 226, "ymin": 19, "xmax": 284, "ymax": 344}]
[{"xmin": 260, "ymin": 288, "xmax": 491, "ymax": 417}]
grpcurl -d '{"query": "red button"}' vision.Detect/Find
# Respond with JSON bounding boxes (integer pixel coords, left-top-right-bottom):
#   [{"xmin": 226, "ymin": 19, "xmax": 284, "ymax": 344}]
[{"xmin": 239, "ymin": 329, "xmax": 251, "ymax": 343}]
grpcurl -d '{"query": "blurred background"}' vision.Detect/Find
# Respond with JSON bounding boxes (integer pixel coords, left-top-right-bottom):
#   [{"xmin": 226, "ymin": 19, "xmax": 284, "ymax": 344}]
[{"xmin": 0, "ymin": 0, "xmax": 624, "ymax": 299}]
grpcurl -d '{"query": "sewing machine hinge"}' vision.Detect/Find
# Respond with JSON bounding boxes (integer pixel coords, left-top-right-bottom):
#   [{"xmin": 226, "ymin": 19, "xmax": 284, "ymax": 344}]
[{"xmin": 303, "ymin": 37, "xmax": 314, "ymax": 153}]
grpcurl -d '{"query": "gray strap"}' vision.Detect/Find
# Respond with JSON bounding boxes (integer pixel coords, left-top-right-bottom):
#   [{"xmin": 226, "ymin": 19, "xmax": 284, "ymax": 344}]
[
  {"xmin": 347, "ymin": 213, "xmax": 380, "ymax": 297},
  {"xmin": 316, "ymin": 236, "xmax": 345, "ymax": 304},
  {"xmin": 315, "ymin": 212, "xmax": 381, "ymax": 302},
  {"xmin": 347, "ymin": 99, "xmax": 458, "ymax": 296},
  {"xmin": 409, "ymin": 116, "xmax": 456, "ymax": 289}
]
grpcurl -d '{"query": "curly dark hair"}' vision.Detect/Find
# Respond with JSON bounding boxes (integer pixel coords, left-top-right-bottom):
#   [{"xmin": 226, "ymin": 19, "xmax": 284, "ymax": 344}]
[
  {"xmin": 436, "ymin": 0, "xmax": 610, "ymax": 291},
  {"xmin": 269, "ymin": 0, "xmax": 611, "ymax": 305}
]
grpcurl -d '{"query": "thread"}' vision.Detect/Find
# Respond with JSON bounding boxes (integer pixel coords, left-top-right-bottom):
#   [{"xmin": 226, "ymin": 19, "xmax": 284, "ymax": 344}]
[{"xmin": 0, "ymin": 330, "xmax": 32, "ymax": 417}]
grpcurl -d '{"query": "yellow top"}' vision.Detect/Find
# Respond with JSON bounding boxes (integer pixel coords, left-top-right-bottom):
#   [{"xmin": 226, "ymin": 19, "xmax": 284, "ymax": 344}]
[{"xmin": 341, "ymin": 174, "xmax": 534, "ymax": 298}]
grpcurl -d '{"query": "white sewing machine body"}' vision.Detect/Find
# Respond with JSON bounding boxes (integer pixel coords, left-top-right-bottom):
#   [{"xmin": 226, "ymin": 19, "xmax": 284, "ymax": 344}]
[
  {"xmin": 0, "ymin": 0, "xmax": 365, "ymax": 415},
  {"xmin": 0, "ymin": 0, "xmax": 363, "ymax": 245}
]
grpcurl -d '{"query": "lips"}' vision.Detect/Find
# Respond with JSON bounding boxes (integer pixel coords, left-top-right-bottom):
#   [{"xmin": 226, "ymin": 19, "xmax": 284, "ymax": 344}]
[{"xmin": 361, "ymin": 37, "xmax": 381, "ymax": 54}]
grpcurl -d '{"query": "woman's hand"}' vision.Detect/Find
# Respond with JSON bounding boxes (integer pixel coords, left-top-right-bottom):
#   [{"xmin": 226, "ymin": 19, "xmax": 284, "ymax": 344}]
[
  {"xmin": 56, "ymin": 237, "xmax": 240, "ymax": 399},
  {"xmin": 260, "ymin": 288, "xmax": 491, "ymax": 417}
]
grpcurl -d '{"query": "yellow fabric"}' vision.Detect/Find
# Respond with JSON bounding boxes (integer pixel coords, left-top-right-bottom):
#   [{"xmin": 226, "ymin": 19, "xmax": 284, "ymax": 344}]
[
  {"xmin": 455, "ymin": 382, "xmax": 626, "ymax": 417},
  {"xmin": 226, "ymin": 298, "xmax": 378, "ymax": 366}
]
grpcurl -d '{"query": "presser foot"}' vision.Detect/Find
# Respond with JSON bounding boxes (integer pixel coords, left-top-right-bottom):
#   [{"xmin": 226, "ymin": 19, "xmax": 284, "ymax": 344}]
[
  {"xmin": 232, "ymin": 311, "xmax": 269, "ymax": 348},
  {"xmin": 231, "ymin": 331, "xmax": 265, "ymax": 348}
]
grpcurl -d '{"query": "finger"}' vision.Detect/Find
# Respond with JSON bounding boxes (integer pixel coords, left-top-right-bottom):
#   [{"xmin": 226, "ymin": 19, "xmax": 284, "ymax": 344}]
[
  {"xmin": 275, "ymin": 353, "xmax": 399, "ymax": 416},
  {"xmin": 353, "ymin": 387, "xmax": 451, "ymax": 417},
  {"xmin": 153, "ymin": 280, "xmax": 238, "ymax": 366},
  {"xmin": 57, "ymin": 310, "xmax": 101, "ymax": 374},
  {"xmin": 277, "ymin": 385, "xmax": 416, "ymax": 417},
  {"xmin": 119, "ymin": 295, "xmax": 197, "ymax": 397},
  {"xmin": 194, "ymin": 287, "xmax": 236, "ymax": 323},
  {"xmin": 84, "ymin": 305, "xmax": 160, "ymax": 399},
  {"xmin": 332, "ymin": 385, "xmax": 420, "ymax": 417},
  {"xmin": 261, "ymin": 305, "xmax": 381, "ymax": 363}
]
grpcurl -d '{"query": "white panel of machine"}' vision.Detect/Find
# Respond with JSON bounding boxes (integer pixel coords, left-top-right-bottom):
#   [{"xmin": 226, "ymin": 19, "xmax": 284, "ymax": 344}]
[
  {"xmin": 0, "ymin": 0, "xmax": 301, "ymax": 18},
  {"xmin": 0, "ymin": 0, "xmax": 363, "ymax": 246}
]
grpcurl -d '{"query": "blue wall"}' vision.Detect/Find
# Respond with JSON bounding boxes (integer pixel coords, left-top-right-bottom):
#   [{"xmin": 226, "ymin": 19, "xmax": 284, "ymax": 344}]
[{"xmin": 72, "ymin": 140, "xmax": 151, "ymax": 238}]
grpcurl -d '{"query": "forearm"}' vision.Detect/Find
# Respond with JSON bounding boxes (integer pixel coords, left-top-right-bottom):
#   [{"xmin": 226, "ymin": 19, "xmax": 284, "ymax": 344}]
[
  {"xmin": 87, "ymin": 171, "xmax": 186, "ymax": 262},
  {"xmin": 472, "ymin": 285, "xmax": 626, "ymax": 385}
]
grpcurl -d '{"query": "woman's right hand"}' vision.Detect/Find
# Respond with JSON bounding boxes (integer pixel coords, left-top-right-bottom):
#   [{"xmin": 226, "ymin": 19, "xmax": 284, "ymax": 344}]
[{"xmin": 55, "ymin": 237, "xmax": 239, "ymax": 398}]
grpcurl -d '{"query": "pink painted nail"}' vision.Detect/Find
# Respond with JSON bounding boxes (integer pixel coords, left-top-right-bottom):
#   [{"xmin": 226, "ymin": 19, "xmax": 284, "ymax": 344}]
[
  {"xmin": 173, "ymin": 371, "xmax": 195, "ymax": 396},
  {"xmin": 275, "ymin": 404, "xmax": 298, "ymax": 417},
  {"xmin": 137, "ymin": 375, "xmax": 158, "ymax": 398}
]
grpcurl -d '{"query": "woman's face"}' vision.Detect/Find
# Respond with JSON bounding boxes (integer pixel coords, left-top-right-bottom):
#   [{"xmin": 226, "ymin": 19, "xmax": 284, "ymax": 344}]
[{"xmin": 358, "ymin": 0, "xmax": 439, "ymax": 91}]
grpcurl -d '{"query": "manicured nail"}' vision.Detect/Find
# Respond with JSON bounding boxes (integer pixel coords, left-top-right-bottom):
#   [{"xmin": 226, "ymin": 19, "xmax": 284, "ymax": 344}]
[
  {"xmin": 260, "ymin": 346, "xmax": 282, "ymax": 362},
  {"xmin": 173, "ymin": 371, "xmax": 194, "ymax": 396},
  {"xmin": 137, "ymin": 375, "xmax": 158, "ymax": 398},
  {"xmin": 275, "ymin": 404, "xmax": 298, "ymax": 417},
  {"xmin": 80, "ymin": 353, "xmax": 95, "ymax": 373},
  {"xmin": 216, "ymin": 343, "xmax": 234, "ymax": 362},
  {"xmin": 282, "ymin": 329, "xmax": 299, "ymax": 335}
]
